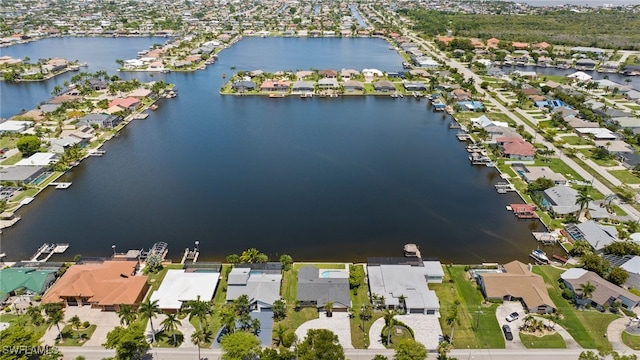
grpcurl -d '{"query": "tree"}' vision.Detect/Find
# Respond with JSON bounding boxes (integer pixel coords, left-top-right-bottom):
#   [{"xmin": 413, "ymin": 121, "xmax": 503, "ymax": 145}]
[
  {"xmin": 47, "ymin": 306, "xmax": 65, "ymax": 342},
  {"xmin": 220, "ymin": 331, "xmax": 261, "ymax": 360},
  {"xmin": 437, "ymin": 340, "xmax": 454, "ymax": 360},
  {"xmin": 608, "ymin": 266, "xmax": 629, "ymax": 286},
  {"xmin": 26, "ymin": 305, "xmax": 44, "ymax": 326},
  {"xmin": 161, "ymin": 312, "xmax": 181, "ymax": 346},
  {"xmin": 279, "ymin": 254, "xmax": 293, "ymax": 271},
  {"xmin": 240, "ymin": 248, "xmax": 268, "ymax": 263},
  {"xmin": 382, "ymin": 308, "xmax": 397, "ymax": 345},
  {"xmin": 578, "ymin": 281, "xmax": 596, "ymax": 301},
  {"xmin": 183, "ymin": 295, "xmax": 211, "ymax": 332},
  {"xmin": 526, "ymin": 177, "xmax": 555, "ymax": 193},
  {"xmin": 226, "ymin": 254, "xmax": 240, "ymax": 265},
  {"xmin": 394, "ymin": 339, "xmax": 428, "ymax": 360},
  {"xmin": 576, "ymin": 187, "xmax": 593, "ymax": 218},
  {"xmin": 69, "ymin": 315, "xmax": 82, "ymax": 330},
  {"xmin": 0, "ymin": 326, "xmax": 41, "ymax": 360},
  {"xmin": 103, "ymin": 323, "xmax": 149, "ymax": 360},
  {"xmin": 117, "ymin": 304, "xmax": 137, "ymax": 327},
  {"xmin": 138, "ymin": 298, "xmax": 161, "ymax": 343},
  {"xmin": 272, "ymin": 299, "xmax": 286, "ymax": 321},
  {"xmin": 191, "ymin": 327, "xmax": 214, "ymax": 360},
  {"xmin": 580, "ymin": 252, "xmax": 609, "ymax": 277},
  {"xmin": 17, "ymin": 136, "xmax": 41, "ymax": 157},
  {"xmin": 349, "ymin": 265, "xmax": 365, "ymax": 291},
  {"xmin": 604, "ymin": 241, "xmax": 640, "ymax": 256},
  {"xmin": 570, "ymin": 240, "xmax": 592, "ymax": 256},
  {"xmin": 296, "ymin": 329, "xmax": 345, "ymax": 360},
  {"xmin": 373, "ymin": 356, "xmax": 389, "ymax": 360},
  {"xmin": 274, "ymin": 324, "xmax": 287, "ymax": 346},
  {"xmin": 578, "ymin": 351, "xmax": 599, "ymax": 360},
  {"xmin": 324, "ymin": 301, "xmax": 334, "ymax": 316}
]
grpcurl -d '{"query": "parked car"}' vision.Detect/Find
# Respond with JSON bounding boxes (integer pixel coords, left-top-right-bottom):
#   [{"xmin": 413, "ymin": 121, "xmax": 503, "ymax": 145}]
[
  {"xmin": 502, "ymin": 324, "xmax": 513, "ymax": 341},
  {"xmin": 505, "ymin": 312, "xmax": 519, "ymax": 322}
]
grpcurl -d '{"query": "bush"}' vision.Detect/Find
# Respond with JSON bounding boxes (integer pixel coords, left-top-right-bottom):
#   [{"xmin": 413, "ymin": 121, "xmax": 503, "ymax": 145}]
[
  {"xmin": 562, "ymin": 288, "xmax": 574, "ymax": 300},
  {"xmin": 82, "ymin": 321, "xmax": 90, "ymax": 329},
  {"xmin": 32, "ymin": 295, "xmax": 42, "ymax": 301},
  {"xmin": 3, "ymin": 306, "xmax": 11, "ymax": 312}
]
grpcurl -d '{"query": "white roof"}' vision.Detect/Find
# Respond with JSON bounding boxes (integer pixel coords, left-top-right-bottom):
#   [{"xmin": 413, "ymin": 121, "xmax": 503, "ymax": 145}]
[
  {"xmin": 567, "ymin": 71, "xmax": 592, "ymax": 81},
  {"xmin": 15, "ymin": 152, "xmax": 58, "ymax": 166},
  {"xmin": 150, "ymin": 270, "xmax": 220, "ymax": 310},
  {"xmin": 560, "ymin": 268, "xmax": 588, "ymax": 280},
  {"xmin": 621, "ymin": 256, "xmax": 640, "ymax": 276},
  {"xmin": 0, "ymin": 120, "xmax": 32, "ymax": 132},
  {"xmin": 368, "ymin": 265, "xmax": 439, "ymax": 310},
  {"xmin": 422, "ymin": 261, "xmax": 445, "ymax": 278},
  {"xmin": 362, "ymin": 68, "xmax": 383, "ymax": 76},
  {"xmin": 575, "ymin": 127, "xmax": 616, "ymax": 140}
]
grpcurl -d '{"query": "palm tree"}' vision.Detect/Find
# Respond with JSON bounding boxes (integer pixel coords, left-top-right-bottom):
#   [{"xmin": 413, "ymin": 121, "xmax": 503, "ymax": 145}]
[
  {"xmin": 161, "ymin": 312, "xmax": 181, "ymax": 346},
  {"xmin": 139, "ymin": 298, "xmax": 162, "ymax": 343},
  {"xmin": 579, "ymin": 281, "xmax": 596, "ymax": 301},
  {"xmin": 117, "ymin": 304, "xmax": 137, "ymax": 327},
  {"xmin": 324, "ymin": 301, "xmax": 334, "ymax": 317},
  {"xmin": 184, "ymin": 295, "xmax": 211, "ymax": 332},
  {"xmin": 239, "ymin": 248, "xmax": 268, "ymax": 263},
  {"xmin": 274, "ymin": 324, "xmax": 286, "ymax": 346},
  {"xmin": 191, "ymin": 328, "xmax": 213, "ymax": 360},
  {"xmin": 47, "ymin": 308, "xmax": 65, "ymax": 342},
  {"xmin": 26, "ymin": 306, "xmax": 43, "ymax": 326},
  {"xmin": 69, "ymin": 315, "xmax": 82, "ymax": 330},
  {"xmin": 576, "ymin": 187, "xmax": 593, "ymax": 219},
  {"xmin": 382, "ymin": 308, "xmax": 396, "ymax": 345}
]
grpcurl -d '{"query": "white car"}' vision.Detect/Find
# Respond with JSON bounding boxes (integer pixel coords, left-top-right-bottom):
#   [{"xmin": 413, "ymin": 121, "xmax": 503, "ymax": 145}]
[{"xmin": 505, "ymin": 312, "xmax": 519, "ymax": 322}]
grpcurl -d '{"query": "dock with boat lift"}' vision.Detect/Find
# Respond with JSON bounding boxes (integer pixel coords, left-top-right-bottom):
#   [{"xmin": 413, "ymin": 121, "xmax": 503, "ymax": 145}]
[
  {"xmin": 88, "ymin": 149, "xmax": 106, "ymax": 157},
  {"xmin": 29, "ymin": 243, "xmax": 69, "ymax": 262},
  {"xmin": 181, "ymin": 241, "xmax": 200, "ymax": 264},
  {"xmin": 132, "ymin": 113, "xmax": 149, "ymax": 120},
  {"xmin": 495, "ymin": 182, "xmax": 516, "ymax": 194},
  {"xmin": 49, "ymin": 182, "xmax": 72, "ymax": 189},
  {"xmin": 532, "ymin": 231, "xmax": 559, "ymax": 244}
]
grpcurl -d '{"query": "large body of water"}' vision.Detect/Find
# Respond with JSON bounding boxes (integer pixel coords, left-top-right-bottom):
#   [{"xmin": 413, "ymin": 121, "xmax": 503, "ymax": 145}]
[{"xmin": 1, "ymin": 37, "xmax": 551, "ymax": 263}]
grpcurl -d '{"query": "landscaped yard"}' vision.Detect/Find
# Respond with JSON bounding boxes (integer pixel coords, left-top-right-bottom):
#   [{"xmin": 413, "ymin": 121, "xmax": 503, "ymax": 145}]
[
  {"xmin": 622, "ymin": 331, "xmax": 640, "ymax": 350},
  {"xmin": 533, "ymin": 266, "xmax": 620, "ymax": 350},
  {"xmin": 532, "ymin": 158, "xmax": 584, "ymax": 182},
  {"xmin": 273, "ymin": 267, "xmax": 319, "ymax": 343},
  {"xmin": 560, "ymin": 136, "xmax": 593, "ymax": 146},
  {"xmin": 145, "ymin": 263, "xmax": 184, "ymax": 299},
  {"xmin": 519, "ymin": 332, "xmax": 566, "ymax": 348},
  {"xmin": 609, "ymin": 170, "xmax": 640, "ymax": 184},
  {"xmin": 430, "ymin": 266, "xmax": 504, "ymax": 349},
  {"xmin": 349, "ymin": 264, "xmax": 381, "ymax": 349},
  {"xmin": 57, "ymin": 324, "xmax": 97, "ymax": 346},
  {"xmin": 382, "ymin": 324, "xmax": 414, "ymax": 349}
]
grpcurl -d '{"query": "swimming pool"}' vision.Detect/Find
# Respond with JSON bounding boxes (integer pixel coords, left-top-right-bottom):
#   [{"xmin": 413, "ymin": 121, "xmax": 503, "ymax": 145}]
[{"xmin": 320, "ymin": 270, "xmax": 349, "ymax": 279}]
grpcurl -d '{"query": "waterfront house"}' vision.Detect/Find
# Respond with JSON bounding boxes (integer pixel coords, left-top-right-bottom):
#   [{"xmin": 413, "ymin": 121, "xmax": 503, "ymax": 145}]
[
  {"xmin": 497, "ymin": 137, "xmax": 535, "ymax": 160},
  {"xmin": 575, "ymin": 128, "xmax": 617, "ymax": 141},
  {"xmin": 260, "ymin": 80, "xmax": 290, "ymax": 93},
  {"xmin": 575, "ymin": 59, "xmax": 597, "ymax": 71},
  {"xmin": 542, "ymin": 185, "xmax": 580, "ymax": 216},
  {"xmin": 291, "ymin": 81, "xmax": 315, "ymax": 94},
  {"xmin": 109, "ymin": 97, "xmax": 141, "ymax": 111},
  {"xmin": 367, "ymin": 259, "xmax": 442, "ymax": 315},
  {"xmin": 564, "ymin": 220, "xmax": 619, "ymax": 252},
  {"xmin": 295, "ymin": 70, "xmax": 314, "ymax": 80},
  {"xmin": 77, "ymin": 113, "xmax": 122, "ymax": 129},
  {"xmin": 15, "ymin": 152, "xmax": 60, "ymax": 166},
  {"xmin": 372, "ymin": 80, "xmax": 396, "ymax": 92},
  {"xmin": 0, "ymin": 166, "xmax": 46, "ymax": 184},
  {"xmin": 317, "ymin": 78, "xmax": 339, "ymax": 89},
  {"xmin": 343, "ymin": 80, "xmax": 364, "ymax": 92},
  {"xmin": 0, "ymin": 266, "xmax": 58, "ymax": 304},
  {"xmin": 340, "ymin": 69, "xmax": 360, "ymax": 80},
  {"xmin": 231, "ymin": 80, "xmax": 257, "ymax": 93},
  {"xmin": 477, "ymin": 260, "xmax": 555, "ymax": 314},
  {"xmin": 403, "ymin": 82, "xmax": 427, "ymax": 91},
  {"xmin": 518, "ymin": 166, "xmax": 567, "ymax": 185},
  {"xmin": 362, "ymin": 68, "xmax": 383, "ymax": 80},
  {"xmin": 561, "ymin": 268, "xmax": 640, "ymax": 310},
  {"xmin": 41, "ymin": 260, "xmax": 148, "ymax": 311},
  {"xmin": 451, "ymin": 89, "xmax": 472, "ymax": 101},
  {"xmin": 297, "ymin": 265, "xmax": 351, "ymax": 311},
  {"xmin": 44, "ymin": 58, "xmax": 68, "ymax": 72},
  {"xmin": 150, "ymin": 269, "xmax": 220, "ymax": 312},
  {"xmin": 620, "ymin": 256, "xmax": 640, "ymax": 290},
  {"xmin": 226, "ymin": 267, "xmax": 282, "ymax": 311},
  {"xmin": 128, "ymin": 88, "xmax": 153, "ymax": 99}
]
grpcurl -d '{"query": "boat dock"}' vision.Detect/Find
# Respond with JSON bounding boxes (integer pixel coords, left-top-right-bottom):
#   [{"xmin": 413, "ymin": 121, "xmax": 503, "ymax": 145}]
[
  {"xmin": 141, "ymin": 241, "xmax": 169, "ymax": 261},
  {"xmin": 403, "ymin": 243, "xmax": 422, "ymax": 259},
  {"xmin": 456, "ymin": 132, "xmax": 472, "ymax": 141},
  {"xmin": 495, "ymin": 182, "xmax": 516, "ymax": 194},
  {"xmin": 88, "ymin": 149, "xmax": 106, "ymax": 156},
  {"xmin": 132, "ymin": 113, "xmax": 149, "ymax": 120},
  {"xmin": 532, "ymin": 232, "xmax": 559, "ymax": 244},
  {"xmin": 49, "ymin": 182, "xmax": 72, "ymax": 189},
  {"xmin": 507, "ymin": 203, "xmax": 539, "ymax": 218},
  {"xmin": 29, "ymin": 243, "xmax": 69, "ymax": 262},
  {"xmin": 181, "ymin": 247, "xmax": 200, "ymax": 264}
]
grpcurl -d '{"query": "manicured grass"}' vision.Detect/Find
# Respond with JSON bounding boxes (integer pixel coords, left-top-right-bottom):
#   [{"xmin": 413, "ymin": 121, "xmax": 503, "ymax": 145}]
[
  {"xmin": 0, "ymin": 137, "xmax": 18, "ymax": 149},
  {"xmin": 431, "ymin": 266, "xmax": 504, "ymax": 349},
  {"xmin": 145, "ymin": 265, "xmax": 182, "ymax": 299},
  {"xmin": 349, "ymin": 264, "xmax": 378, "ymax": 349},
  {"xmin": 382, "ymin": 325, "xmax": 414, "ymax": 349},
  {"xmin": 273, "ymin": 266, "xmax": 319, "ymax": 342},
  {"xmin": 533, "ymin": 266, "xmax": 619, "ymax": 349},
  {"xmin": 622, "ymin": 331, "xmax": 640, "ymax": 350},
  {"xmin": 560, "ymin": 136, "xmax": 593, "ymax": 146},
  {"xmin": 532, "ymin": 158, "xmax": 584, "ymax": 181},
  {"xmin": 293, "ymin": 263, "xmax": 347, "ymax": 270},
  {"xmin": 519, "ymin": 332, "xmax": 566, "ymax": 348},
  {"xmin": 156, "ymin": 329, "xmax": 185, "ymax": 348},
  {"xmin": 1, "ymin": 152, "xmax": 22, "ymax": 165},
  {"xmin": 57, "ymin": 324, "xmax": 97, "ymax": 346},
  {"xmin": 609, "ymin": 170, "xmax": 640, "ymax": 184},
  {"xmin": 213, "ymin": 265, "xmax": 230, "ymax": 306}
]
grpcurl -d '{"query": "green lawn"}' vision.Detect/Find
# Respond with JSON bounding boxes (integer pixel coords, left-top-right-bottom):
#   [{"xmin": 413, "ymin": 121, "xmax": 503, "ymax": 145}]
[
  {"xmin": 57, "ymin": 324, "xmax": 97, "ymax": 346},
  {"xmin": 560, "ymin": 136, "xmax": 593, "ymax": 146},
  {"xmin": 622, "ymin": 331, "xmax": 640, "ymax": 350},
  {"xmin": 0, "ymin": 137, "xmax": 18, "ymax": 149},
  {"xmin": 532, "ymin": 158, "xmax": 584, "ymax": 181},
  {"xmin": 349, "ymin": 264, "xmax": 378, "ymax": 349},
  {"xmin": 1, "ymin": 152, "xmax": 22, "ymax": 165},
  {"xmin": 533, "ymin": 266, "xmax": 619, "ymax": 349},
  {"xmin": 273, "ymin": 266, "xmax": 319, "ymax": 343},
  {"xmin": 519, "ymin": 332, "xmax": 566, "ymax": 348},
  {"xmin": 609, "ymin": 170, "xmax": 640, "ymax": 184},
  {"xmin": 431, "ymin": 266, "xmax": 504, "ymax": 349},
  {"xmin": 156, "ymin": 329, "xmax": 185, "ymax": 348},
  {"xmin": 145, "ymin": 264, "xmax": 184, "ymax": 299},
  {"xmin": 382, "ymin": 325, "xmax": 414, "ymax": 349}
]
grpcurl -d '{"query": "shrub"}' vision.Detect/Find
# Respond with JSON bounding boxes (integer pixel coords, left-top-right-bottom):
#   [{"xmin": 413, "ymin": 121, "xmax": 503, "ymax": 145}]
[
  {"xmin": 32, "ymin": 295, "xmax": 42, "ymax": 301},
  {"xmin": 82, "ymin": 321, "xmax": 90, "ymax": 329},
  {"xmin": 562, "ymin": 288, "xmax": 574, "ymax": 300}
]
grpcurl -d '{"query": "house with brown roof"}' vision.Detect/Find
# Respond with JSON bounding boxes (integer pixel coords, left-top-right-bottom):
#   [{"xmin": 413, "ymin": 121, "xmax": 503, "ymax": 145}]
[
  {"xmin": 487, "ymin": 38, "xmax": 500, "ymax": 49},
  {"xmin": 260, "ymin": 80, "xmax": 290, "ymax": 92},
  {"xmin": 451, "ymin": 88, "xmax": 472, "ymax": 101},
  {"xmin": 497, "ymin": 137, "xmax": 535, "ymax": 160},
  {"xmin": 318, "ymin": 69, "xmax": 338, "ymax": 78},
  {"xmin": 436, "ymin": 36, "xmax": 453, "ymax": 46},
  {"xmin": 477, "ymin": 260, "xmax": 555, "ymax": 314},
  {"xmin": 41, "ymin": 260, "xmax": 148, "ymax": 311},
  {"xmin": 561, "ymin": 268, "xmax": 640, "ymax": 310}
]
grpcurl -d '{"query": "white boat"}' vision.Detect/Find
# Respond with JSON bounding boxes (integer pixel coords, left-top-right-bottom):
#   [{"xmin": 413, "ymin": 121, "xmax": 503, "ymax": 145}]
[{"xmin": 530, "ymin": 249, "xmax": 549, "ymax": 263}]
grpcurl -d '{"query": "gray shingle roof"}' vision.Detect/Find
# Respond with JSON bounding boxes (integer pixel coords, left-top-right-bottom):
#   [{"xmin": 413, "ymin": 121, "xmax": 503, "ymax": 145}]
[{"xmin": 297, "ymin": 266, "xmax": 350, "ymax": 308}]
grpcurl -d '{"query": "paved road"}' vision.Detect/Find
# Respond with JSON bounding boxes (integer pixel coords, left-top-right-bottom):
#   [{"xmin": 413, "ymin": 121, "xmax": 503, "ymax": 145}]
[{"xmin": 403, "ymin": 32, "xmax": 640, "ymax": 221}]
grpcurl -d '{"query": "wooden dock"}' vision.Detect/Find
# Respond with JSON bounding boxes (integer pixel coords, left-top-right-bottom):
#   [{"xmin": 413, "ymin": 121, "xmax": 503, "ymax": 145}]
[
  {"xmin": 495, "ymin": 182, "xmax": 516, "ymax": 194},
  {"xmin": 133, "ymin": 113, "xmax": 149, "ymax": 120},
  {"xmin": 29, "ymin": 243, "xmax": 69, "ymax": 262},
  {"xmin": 533, "ymin": 232, "xmax": 559, "ymax": 244},
  {"xmin": 181, "ymin": 247, "xmax": 200, "ymax": 264}
]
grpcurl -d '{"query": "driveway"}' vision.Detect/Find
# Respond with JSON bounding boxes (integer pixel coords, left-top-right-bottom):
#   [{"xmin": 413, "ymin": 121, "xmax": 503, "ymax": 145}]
[
  {"xmin": 295, "ymin": 312, "xmax": 353, "ymax": 349},
  {"xmin": 41, "ymin": 305, "xmax": 120, "ymax": 346},
  {"xmin": 495, "ymin": 302, "xmax": 525, "ymax": 349},
  {"xmin": 395, "ymin": 314, "xmax": 442, "ymax": 350},
  {"xmin": 368, "ymin": 317, "xmax": 386, "ymax": 349}
]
